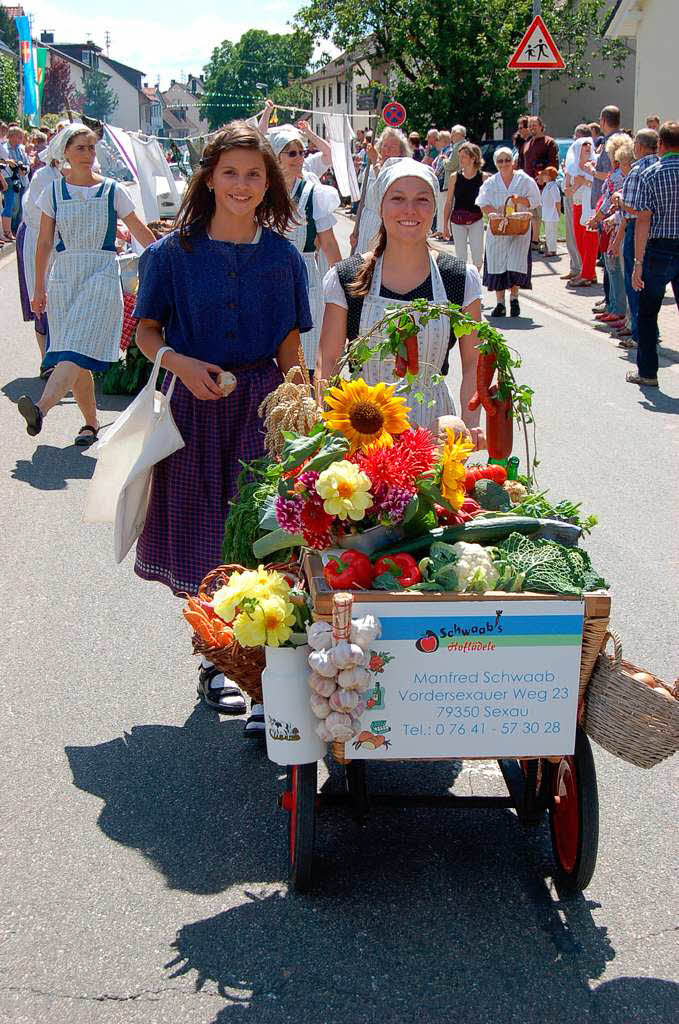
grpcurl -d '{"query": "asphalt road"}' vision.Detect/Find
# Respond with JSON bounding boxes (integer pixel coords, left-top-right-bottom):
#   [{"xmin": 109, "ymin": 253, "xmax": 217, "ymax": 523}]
[{"xmin": 0, "ymin": 225, "xmax": 677, "ymax": 1024}]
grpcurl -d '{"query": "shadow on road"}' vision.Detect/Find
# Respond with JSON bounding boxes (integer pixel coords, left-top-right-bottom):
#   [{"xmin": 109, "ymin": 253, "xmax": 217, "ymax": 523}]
[
  {"xmin": 11, "ymin": 443, "xmax": 96, "ymax": 490},
  {"xmin": 64, "ymin": 707, "xmax": 679, "ymax": 1024}
]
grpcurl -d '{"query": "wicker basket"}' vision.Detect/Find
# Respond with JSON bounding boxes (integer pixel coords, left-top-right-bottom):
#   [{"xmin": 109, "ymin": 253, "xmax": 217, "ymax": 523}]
[
  {"xmin": 489, "ymin": 197, "xmax": 532, "ymax": 237},
  {"xmin": 583, "ymin": 631, "xmax": 679, "ymax": 768},
  {"xmin": 579, "ymin": 610, "xmax": 611, "ymax": 699},
  {"xmin": 190, "ymin": 561, "xmax": 303, "ymax": 704}
]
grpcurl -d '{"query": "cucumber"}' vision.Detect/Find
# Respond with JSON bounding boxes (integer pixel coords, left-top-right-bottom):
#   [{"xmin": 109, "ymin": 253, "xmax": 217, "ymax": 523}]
[{"xmin": 375, "ymin": 516, "xmax": 541, "ymax": 558}]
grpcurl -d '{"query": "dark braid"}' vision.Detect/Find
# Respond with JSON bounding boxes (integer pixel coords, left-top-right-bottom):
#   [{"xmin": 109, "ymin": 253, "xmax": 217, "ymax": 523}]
[{"xmin": 347, "ymin": 224, "xmax": 387, "ymax": 297}]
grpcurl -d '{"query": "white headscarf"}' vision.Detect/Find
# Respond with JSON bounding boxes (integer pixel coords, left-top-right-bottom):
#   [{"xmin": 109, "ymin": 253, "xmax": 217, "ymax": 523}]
[
  {"xmin": 373, "ymin": 156, "xmax": 439, "ymax": 212},
  {"xmin": 45, "ymin": 123, "xmax": 88, "ymax": 166},
  {"xmin": 565, "ymin": 137, "xmax": 593, "ymax": 180},
  {"xmin": 267, "ymin": 124, "xmax": 305, "ymax": 157}
]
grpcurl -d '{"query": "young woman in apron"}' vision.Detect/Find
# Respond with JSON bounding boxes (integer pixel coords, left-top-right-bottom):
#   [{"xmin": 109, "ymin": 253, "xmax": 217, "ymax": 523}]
[
  {"xmin": 318, "ymin": 158, "xmax": 484, "ymax": 443},
  {"xmin": 18, "ymin": 126, "xmax": 155, "ymax": 446},
  {"xmin": 268, "ymin": 125, "xmax": 341, "ymax": 369}
]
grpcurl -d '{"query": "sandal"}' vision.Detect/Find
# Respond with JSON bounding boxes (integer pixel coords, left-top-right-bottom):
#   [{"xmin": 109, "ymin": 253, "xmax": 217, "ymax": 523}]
[
  {"xmin": 197, "ymin": 663, "xmax": 247, "ymax": 715},
  {"xmin": 74, "ymin": 424, "xmax": 99, "ymax": 447},
  {"xmin": 18, "ymin": 395, "xmax": 43, "ymax": 436},
  {"xmin": 244, "ymin": 703, "xmax": 266, "ymax": 740}
]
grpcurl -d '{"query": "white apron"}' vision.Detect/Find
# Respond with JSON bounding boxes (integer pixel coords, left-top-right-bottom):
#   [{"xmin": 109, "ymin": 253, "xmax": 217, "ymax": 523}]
[
  {"xmin": 286, "ymin": 177, "xmax": 323, "ymax": 368},
  {"xmin": 482, "ymin": 173, "xmax": 533, "ymax": 278},
  {"xmin": 356, "ymin": 168, "xmax": 381, "ymax": 252},
  {"xmin": 356, "ymin": 252, "xmax": 455, "ymax": 430},
  {"xmin": 48, "ymin": 178, "xmax": 123, "ymax": 363}
]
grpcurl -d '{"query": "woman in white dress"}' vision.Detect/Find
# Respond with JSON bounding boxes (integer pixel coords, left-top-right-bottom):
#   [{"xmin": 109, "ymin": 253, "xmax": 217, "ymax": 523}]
[
  {"xmin": 351, "ymin": 127, "xmax": 412, "ymax": 254},
  {"xmin": 18, "ymin": 125, "xmax": 155, "ymax": 446},
  {"xmin": 477, "ymin": 146, "xmax": 541, "ymax": 318},
  {"xmin": 318, "ymin": 158, "xmax": 484, "ymax": 444},
  {"xmin": 268, "ymin": 124, "xmax": 341, "ymax": 370}
]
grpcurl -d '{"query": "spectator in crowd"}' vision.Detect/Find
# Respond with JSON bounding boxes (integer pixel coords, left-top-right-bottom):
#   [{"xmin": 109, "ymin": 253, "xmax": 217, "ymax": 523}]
[
  {"xmin": 629, "ymin": 121, "xmax": 679, "ymax": 388},
  {"xmin": 521, "ymin": 116, "xmax": 559, "ymax": 250},
  {"xmin": 409, "ymin": 132, "xmax": 424, "ymax": 162},
  {"xmin": 477, "ymin": 146, "xmax": 541, "ymax": 318},
  {"xmin": 645, "ymin": 114, "xmax": 660, "ymax": 133},
  {"xmin": 432, "ymin": 130, "xmax": 452, "ymax": 234},
  {"xmin": 354, "ymin": 128, "xmax": 365, "ymax": 151},
  {"xmin": 513, "ymin": 115, "xmax": 530, "ymax": 168},
  {"xmin": 423, "ymin": 129, "xmax": 440, "ymax": 166},
  {"xmin": 2, "ymin": 124, "xmax": 30, "ymax": 238},
  {"xmin": 442, "ymin": 141, "xmax": 489, "ymax": 271},
  {"xmin": 590, "ymin": 106, "xmax": 622, "ymax": 305},
  {"xmin": 561, "ymin": 124, "xmax": 592, "ymax": 280},
  {"xmin": 614, "ymin": 128, "xmax": 659, "ymax": 347},
  {"xmin": 588, "ymin": 134, "xmax": 635, "ymax": 329},
  {"xmin": 589, "ymin": 122, "xmax": 603, "ymax": 146},
  {"xmin": 446, "ymin": 125, "xmax": 467, "ymax": 177},
  {"xmin": 566, "ymin": 137, "xmax": 598, "ymax": 287},
  {"xmin": 351, "ymin": 127, "xmax": 412, "ymax": 254},
  {"xmin": 539, "ymin": 167, "xmax": 561, "ymax": 257}
]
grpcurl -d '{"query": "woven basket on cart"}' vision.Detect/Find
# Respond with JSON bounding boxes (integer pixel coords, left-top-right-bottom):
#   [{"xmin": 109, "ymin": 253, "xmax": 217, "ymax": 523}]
[
  {"xmin": 578, "ymin": 609, "xmax": 610, "ymax": 699},
  {"xmin": 190, "ymin": 561, "xmax": 303, "ymax": 704},
  {"xmin": 583, "ymin": 631, "xmax": 679, "ymax": 768},
  {"xmin": 488, "ymin": 197, "xmax": 532, "ymax": 237}
]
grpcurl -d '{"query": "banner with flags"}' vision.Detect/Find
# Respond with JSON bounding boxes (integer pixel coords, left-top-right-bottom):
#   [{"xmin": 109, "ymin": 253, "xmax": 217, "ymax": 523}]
[
  {"xmin": 14, "ymin": 15, "xmax": 38, "ymax": 119},
  {"xmin": 36, "ymin": 47, "xmax": 48, "ymax": 119}
]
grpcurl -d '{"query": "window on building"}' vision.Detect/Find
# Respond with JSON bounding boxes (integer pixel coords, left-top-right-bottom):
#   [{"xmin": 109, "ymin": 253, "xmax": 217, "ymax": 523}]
[
  {"xmin": 322, "ymin": 86, "xmax": 325, "ymax": 106},
  {"xmin": 337, "ymin": 81, "xmax": 341, "ymax": 104},
  {"xmin": 345, "ymin": 82, "xmax": 349, "ymax": 104},
  {"xmin": 328, "ymin": 83, "xmax": 333, "ymax": 106},
  {"xmin": 316, "ymin": 87, "xmax": 320, "ymax": 106},
  {"xmin": 322, "ymin": 124, "xmax": 326, "ymax": 139}
]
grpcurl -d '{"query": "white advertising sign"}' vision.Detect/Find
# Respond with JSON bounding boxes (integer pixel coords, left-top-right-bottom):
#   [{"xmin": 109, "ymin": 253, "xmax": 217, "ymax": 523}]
[{"xmin": 347, "ymin": 600, "xmax": 583, "ymax": 760}]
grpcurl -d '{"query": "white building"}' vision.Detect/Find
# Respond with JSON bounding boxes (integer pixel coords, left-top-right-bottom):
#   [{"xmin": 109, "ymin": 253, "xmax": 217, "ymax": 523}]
[
  {"xmin": 302, "ymin": 45, "xmax": 390, "ymax": 139},
  {"xmin": 161, "ymin": 77, "xmax": 209, "ymax": 139},
  {"xmin": 44, "ymin": 39, "xmax": 145, "ymax": 132},
  {"xmin": 604, "ymin": 0, "xmax": 678, "ymax": 128}
]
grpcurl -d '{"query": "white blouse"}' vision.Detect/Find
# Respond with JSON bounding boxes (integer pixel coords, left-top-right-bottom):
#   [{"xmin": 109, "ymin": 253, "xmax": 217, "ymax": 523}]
[
  {"xmin": 323, "ymin": 259, "xmax": 483, "ymax": 310},
  {"xmin": 477, "ymin": 170, "xmax": 541, "ymax": 212}
]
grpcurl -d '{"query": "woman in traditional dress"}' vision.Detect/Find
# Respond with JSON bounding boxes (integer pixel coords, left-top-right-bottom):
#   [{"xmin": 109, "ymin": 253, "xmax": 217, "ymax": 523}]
[
  {"xmin": 317, "ymin": 158, "xmax": 483, "ymax": 444},
  {"xmin": 564, "ymin": 137, "xmax": 598, "ymax": 288},
  {"xmin": 14, "ymin": 129, "xmax": 64, "ymax": 374},
  {"xmin": 268, "ymin": 123, "xmax": 341, "ymax": 370},
  {"xmin": 477, "ymin": 146, "xmax": 541, "ymax": 318},
  {"xmin": 19, "ymin": 126, "xmax": 155, "ymax": 446},
  {"xmin": 350, "ymin": 127, "xmax": 412, "ymax": 255},
  {"xmin": 133, "ymin": 122, "xmax": 312, "ymax": 730}
]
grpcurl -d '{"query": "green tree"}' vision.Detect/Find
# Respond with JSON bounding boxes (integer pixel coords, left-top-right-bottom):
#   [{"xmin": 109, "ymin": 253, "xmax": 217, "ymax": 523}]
[
  {"xmin": 0, "ymin": 8, "xmax": 19, "ymax": 53},
  {"xmin": 80, "ymin": 70, "xmax": 118, "ymax": 121},
  {"xmin": 0, "ymin": 54, "xmax": 17, "ymax": 122},
  {"xmin": 294, "ymin": 0, "xmax": 630, "ymax": 138},
  {"xmin": 201, "ymin": 28, "xmax": 314, "ymax": 130}
]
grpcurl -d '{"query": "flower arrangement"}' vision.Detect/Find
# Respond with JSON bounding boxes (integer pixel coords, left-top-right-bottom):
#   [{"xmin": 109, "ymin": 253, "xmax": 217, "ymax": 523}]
[{"xmin": 197, "ymin": 567, "xmax": 311, "ymax": 648}]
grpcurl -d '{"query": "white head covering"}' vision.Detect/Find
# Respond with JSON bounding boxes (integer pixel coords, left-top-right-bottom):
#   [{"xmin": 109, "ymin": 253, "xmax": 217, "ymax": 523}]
[
  {"xmin": 267, "ymin": 124, "xmax": 305, "ymax": 157},
  {"xmin": 373, "ymin": 157, "xmax": 439, "ymax": 212},
  {"xmin": 46, "ymin": 123, "xmax": 88, "ymax": 166},
  {"xmin": 565, "ymin": 137, "xmax": 593, "ymax": 179}
]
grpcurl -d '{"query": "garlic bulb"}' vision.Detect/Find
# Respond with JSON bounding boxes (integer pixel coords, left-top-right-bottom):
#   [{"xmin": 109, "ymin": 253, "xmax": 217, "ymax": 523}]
[
  {"xmin": 331, "ymin": 641, "xmax": 367, "ymax": 670},
  {"xmin": 217, "ymin": 371, "xmax": 237, "ymax": 397},
  {"xmin": 308, "ymin": 649, "xmax": 338, "ymax": 678},
  {"xmin": 325, "ymin": 711, "xmax": 355, "ymax": 742},
  {"xmin": 307, "ymin": 621, "xmax": 334, "ymax": 651},
  {"xmin": 337, "ymin": 666, "xmax": 371, "ymax": 691},
  {"xmin": 310, "ymin": 692, "xmax": 331, "ymax": 719},
  {"xmin": 329, "ymin": 688, "xmax": 361, "ymax": 713},
  {"xmin": 351, "ymin": 699, "xmax": 367, "ymax": 719},
  {"xmin": 308, "ymin": 672, "xmax": 337, "ymax": 698},
  {"xmin": 315, "ymin": 720, "xmax": 333, "ymax": 742},
  {"xmin": 351, "ymin": 614, "xmax": 382, "ymax": 646}
]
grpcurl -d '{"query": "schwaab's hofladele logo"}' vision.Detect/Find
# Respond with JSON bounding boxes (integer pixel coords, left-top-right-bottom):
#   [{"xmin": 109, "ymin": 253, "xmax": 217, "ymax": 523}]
[{"xmin": 415, "ymin": 610, "xmax": 504, "ymax": 654}]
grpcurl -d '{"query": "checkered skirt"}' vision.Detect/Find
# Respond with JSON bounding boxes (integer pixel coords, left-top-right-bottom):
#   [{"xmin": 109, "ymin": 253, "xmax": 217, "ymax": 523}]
[{"xmin": 134, "ymin": 361, "xmax": 282, "ymax": 595}]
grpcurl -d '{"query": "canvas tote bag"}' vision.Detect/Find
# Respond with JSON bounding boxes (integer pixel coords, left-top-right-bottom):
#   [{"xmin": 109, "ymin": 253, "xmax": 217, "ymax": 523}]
[{"xmin": 84, "ymin": 345, "xmax": 185, "ymax": 562}]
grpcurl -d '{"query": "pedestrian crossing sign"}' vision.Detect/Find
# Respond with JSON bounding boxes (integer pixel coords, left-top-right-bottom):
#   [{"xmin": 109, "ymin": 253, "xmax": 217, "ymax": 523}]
[{"xmin": 508, "ymin": 15, "xmax": 565, "ymax": 70}]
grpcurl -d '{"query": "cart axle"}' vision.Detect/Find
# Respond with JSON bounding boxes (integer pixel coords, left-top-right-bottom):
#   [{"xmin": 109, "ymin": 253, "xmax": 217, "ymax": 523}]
[{"xmin": 319, "ymin": 792, "xmax": 514, "ymax": 810}]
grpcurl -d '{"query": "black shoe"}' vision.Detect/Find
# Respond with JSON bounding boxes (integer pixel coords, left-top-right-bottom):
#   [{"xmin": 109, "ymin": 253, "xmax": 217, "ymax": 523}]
[
  {"xmin": 39, "ymin": 364, "xmax": 53, "ymax": 381},
  {"xmin": 18, "ymin": 395, "xmax": 43, "ymax": 436},
  {"xmin": 510, "ymin": 299, "xmax": 520, "ymax": 317},
  {"xmin": 490, "ymin": 303, "xmax": 506, "ymax": 317},
  {"xmin": 197, "ymin": 663, "xmax": 247, "ymax": 715}
]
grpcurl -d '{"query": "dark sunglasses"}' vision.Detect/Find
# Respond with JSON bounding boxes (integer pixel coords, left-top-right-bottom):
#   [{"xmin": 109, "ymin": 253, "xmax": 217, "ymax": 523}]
[
  {"xmin": 284, "ymin": 148, "xmax": 304, "ymax": 158},
  {"xmin": 496, "ymin": 157, "xmax": 512, "ymax": 164}
]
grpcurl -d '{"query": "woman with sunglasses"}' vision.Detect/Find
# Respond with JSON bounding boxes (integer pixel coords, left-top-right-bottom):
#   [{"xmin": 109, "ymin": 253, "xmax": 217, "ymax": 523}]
[
  {"xmin": 477, "ymin": 146, "xmax": 541, "ymax": 317},
  {"xmin": 268, "ymin": 124, "xmax": 341, "ymax": 371}
]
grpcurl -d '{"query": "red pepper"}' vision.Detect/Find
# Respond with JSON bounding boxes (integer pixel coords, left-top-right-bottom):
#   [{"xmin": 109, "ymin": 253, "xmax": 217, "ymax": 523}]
[
  {"xmin": 404, "ymin": 334, "xmax": 419, "ymax": 375},
  {"xmin": 323, "ymin": 550, "xmax": 375, "ymax": 590},
  {"xmin": 468, "ymin": 351, "xmax": 497, "ymax": 417},
  {"xmin": 464, "ymin": 465, "xmax": 506, "ymax": 493},
  {"xmin": 394, "ymin": 344, "xmax": 408, "ymax": 378},
  {"xmin": 373, "ymin": 553, "xmax": 422, "ymax": 587},
  {"xmin": 486, "ymin": 387, "xmax": 513, "ymax": 459},
  {"xmin": 435, "ymin": 504, "xmax": 469, "ymax": 525},
  {"xmin": 461, "ymin": 497, "xmax": 482, "ymax": 517}
]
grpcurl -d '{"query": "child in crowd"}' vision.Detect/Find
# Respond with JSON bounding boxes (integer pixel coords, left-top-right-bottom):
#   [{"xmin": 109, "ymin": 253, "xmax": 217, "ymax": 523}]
[{"xmin": 539, "ymin": 166, "xmax": 562, "ymax": 257}]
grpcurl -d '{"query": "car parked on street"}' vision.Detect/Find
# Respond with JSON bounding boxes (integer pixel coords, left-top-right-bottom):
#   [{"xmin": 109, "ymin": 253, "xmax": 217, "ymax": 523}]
[{"xmin": 157, "ymin": 163, "xmax": 188, "ymax": 220}]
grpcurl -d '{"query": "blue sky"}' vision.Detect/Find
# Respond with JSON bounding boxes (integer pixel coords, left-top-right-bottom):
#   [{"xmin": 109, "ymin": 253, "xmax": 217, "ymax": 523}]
[{"xmin": 24, "ymin": 0, "xmax": 336, "ymax": 89}]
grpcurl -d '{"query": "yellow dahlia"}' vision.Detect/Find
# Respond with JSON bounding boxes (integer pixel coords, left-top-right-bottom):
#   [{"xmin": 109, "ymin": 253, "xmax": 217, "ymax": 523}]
[
  {"xmin": 323, "ymin": 378, "xmax": 410, "ymax": 452},
  {"xmin": 316, "ymin": 461, "xmax": 373, "ymax": 521},
  {"xmin": 440, "ymin": 428, "xmax": 475, "ymax": 510},
  {"xmin": 213, "ymin": 567, "xmax": 291, "ymax": 623},
  {"xmin": 233, "ymin": 595, "xmax": 295, "ymax": 648}
]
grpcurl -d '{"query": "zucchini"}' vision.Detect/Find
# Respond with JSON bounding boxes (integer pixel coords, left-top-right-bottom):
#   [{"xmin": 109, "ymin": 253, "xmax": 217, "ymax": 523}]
[{"xmin": 375, "ymin": 516, "xmax": 541, "ymax": 558}]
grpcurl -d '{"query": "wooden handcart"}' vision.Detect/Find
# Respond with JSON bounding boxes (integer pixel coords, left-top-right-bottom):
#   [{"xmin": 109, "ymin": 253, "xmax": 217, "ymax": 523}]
[{"xmin": 278, "ymin": 555, "xmax": 610, "ymax": 893}]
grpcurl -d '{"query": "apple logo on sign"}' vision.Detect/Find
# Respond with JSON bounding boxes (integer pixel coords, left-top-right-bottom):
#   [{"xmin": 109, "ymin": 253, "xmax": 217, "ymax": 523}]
[{"xmin": 415, "ymin": 630, "xmax": 439, "ymax": 653}]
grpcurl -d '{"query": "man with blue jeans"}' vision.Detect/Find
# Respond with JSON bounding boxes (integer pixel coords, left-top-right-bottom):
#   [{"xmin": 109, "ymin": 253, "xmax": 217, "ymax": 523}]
[
  {"xmin": 615, "ymin": 129, "xmax": 659, "ymax": 346},
  {"xmin": 630, "ymin": 121, "xmax": 679, "ymax": 387}
]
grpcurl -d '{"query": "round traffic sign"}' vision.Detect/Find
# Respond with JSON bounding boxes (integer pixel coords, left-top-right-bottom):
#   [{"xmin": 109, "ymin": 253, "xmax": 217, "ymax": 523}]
[{"xmin": 382, "ymin": 101, "xmax": 406, "ymax": 128}]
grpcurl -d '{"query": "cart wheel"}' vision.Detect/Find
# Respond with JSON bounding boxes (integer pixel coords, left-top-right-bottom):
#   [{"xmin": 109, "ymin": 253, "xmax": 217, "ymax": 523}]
[
  {"xmin": 285, "ymin": 763, "xmax": 317, "ymax": 892},
  {"xmin": 549, "ymin": 727, "xmax": 599, "ymax": 892}
]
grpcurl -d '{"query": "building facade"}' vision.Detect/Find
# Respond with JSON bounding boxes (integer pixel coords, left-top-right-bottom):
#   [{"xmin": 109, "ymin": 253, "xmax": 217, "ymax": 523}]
[
  {"xmin": 302, "ymin": 46, "xmax": 390, "ymax": 139},
  {"xmin": 161, "ymin": 77, "xmax": 209, "ymax": 138},
  {"xmin": 43, "ymin": 39, "xmax": 145, "ymax": 131},
  {"xmin": 604, "ymin": 0, "xmax": 678, "ymax": 129}
]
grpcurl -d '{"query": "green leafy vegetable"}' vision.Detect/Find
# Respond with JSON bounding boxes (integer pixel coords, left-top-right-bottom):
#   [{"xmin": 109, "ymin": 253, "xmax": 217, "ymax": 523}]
[{"xmin": 492, "ymin": 533, "xmax": 607, "ymax": 596}]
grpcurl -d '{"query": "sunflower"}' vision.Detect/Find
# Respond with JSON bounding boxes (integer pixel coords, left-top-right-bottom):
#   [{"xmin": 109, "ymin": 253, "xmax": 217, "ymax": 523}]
[
  {"xmin": 323, "ymin": 379, "xmax": 410, "ymax": 452},
  {"xmin": 440, "ymin": 428, "xmax": 475, "ymax": 510}
]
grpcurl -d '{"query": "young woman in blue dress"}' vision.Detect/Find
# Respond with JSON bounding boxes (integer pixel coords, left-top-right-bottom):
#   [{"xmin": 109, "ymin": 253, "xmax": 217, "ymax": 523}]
[{"xmin": 133, "ymin": 122, "xmax": 312, "ymax": 730}]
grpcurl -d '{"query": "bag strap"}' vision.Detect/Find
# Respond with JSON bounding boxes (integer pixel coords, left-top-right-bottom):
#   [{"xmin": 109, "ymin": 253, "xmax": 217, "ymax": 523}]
[{"xmin": 150, "ymin": 345, "xmax": 177, "ymax": 400}]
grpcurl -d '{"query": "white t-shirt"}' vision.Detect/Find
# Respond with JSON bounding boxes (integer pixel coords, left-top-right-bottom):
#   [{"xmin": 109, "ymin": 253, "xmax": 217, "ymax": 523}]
[
  {"xmin": 37, "ymin": 180, "xmax": 135, "ymax": 220},
  {"xmin": 323, "ymin": 259, "xmax": 483, "ymax": 312},
  {"xmin": 541, "ymin": 181, "xmax": 562, "ymax": 222}
]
